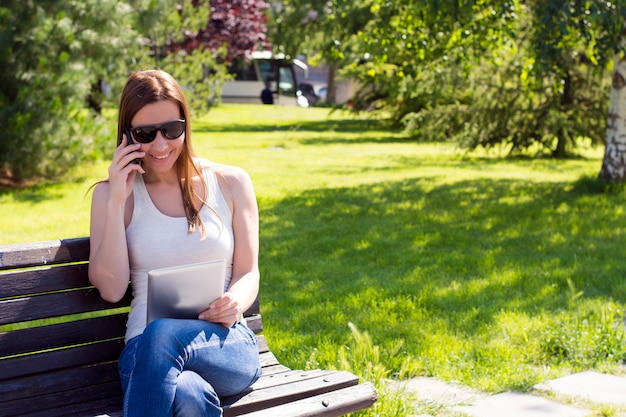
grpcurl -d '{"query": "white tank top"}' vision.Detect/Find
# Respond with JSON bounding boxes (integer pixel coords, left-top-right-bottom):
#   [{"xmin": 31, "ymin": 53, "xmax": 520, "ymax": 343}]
[{"xmin": 124, "ymin": 168, "xmax": 234, "ymax": 342}]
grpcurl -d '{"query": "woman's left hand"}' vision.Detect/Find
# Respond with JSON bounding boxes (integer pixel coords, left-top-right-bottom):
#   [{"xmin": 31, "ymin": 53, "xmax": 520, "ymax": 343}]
[{"xmin": 198, "ymin": 292, "xmax": 242, "ymax": 328}]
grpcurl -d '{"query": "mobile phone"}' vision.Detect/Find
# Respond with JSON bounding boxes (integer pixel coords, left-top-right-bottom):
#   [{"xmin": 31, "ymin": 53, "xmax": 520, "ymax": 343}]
[{"xmin": 124, "ymin": 127, "xmax": 141, "ymax": 165}]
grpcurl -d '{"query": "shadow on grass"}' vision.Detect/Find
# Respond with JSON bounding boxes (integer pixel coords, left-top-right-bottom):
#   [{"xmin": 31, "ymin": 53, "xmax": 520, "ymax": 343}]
[
  {"xmin": 195, "ymin": 117, "xmax": 386, "ymax": 134},
  {"xmin": 193, "ymin": 117, "xmax": 413, "ymax": 148},
  {"xmin": 0, "ymin": 184, "xmax": 67, "ymax": 203},
  {"xmin": 259, "ymin": 174, "xmax": 626, "ymax": 382}
]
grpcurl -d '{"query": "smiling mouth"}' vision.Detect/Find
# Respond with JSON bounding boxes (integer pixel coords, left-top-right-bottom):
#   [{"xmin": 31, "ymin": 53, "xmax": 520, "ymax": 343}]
[{"xmin": 151, "ymin": 151, "xmax": 171, "ymax": 160}]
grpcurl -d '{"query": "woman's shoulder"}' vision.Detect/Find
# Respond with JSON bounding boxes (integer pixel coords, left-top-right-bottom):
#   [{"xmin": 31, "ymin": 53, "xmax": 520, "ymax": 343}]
[
  {"xmin": 195, "ymin": 158, "xmax": 251, "ymax": 183},
  {"xmin": 91, "ymin": 179, "xmax": 110, "ymax": 199}
]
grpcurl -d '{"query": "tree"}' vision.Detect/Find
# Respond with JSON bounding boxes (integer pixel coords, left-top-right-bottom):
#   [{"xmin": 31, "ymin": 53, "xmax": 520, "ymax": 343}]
[
  {"xmin": 527, "ymin": 0, "xmax": 625, "ymax": 160},
  {"xmin": 0, "ymin": 0, "xmax": 137, "ymax": 183},
  {"xmin": 128, "ymin": 0, "xmax": 229, "ymax": 116},
  {"xmin": 600, "ymin": 25, "xmax": 626, "ymax": 181},
  {"xmin": 338, "ymin": 1, "xmax": 617, "ymax": 158},
  {"xmin": 268, "ymin": 0, "xmax": 373, "ymax": 104},
  {"xmin": 362, "ymin": 0, "xmax": 626, "ymax": 161},
  {"xmin": 600, "ymin": 53, "xmax": 626, "ymax": 181},
  {"xmin": 174, "ymin": 0, "xmax": 270, "ymax": 62}
]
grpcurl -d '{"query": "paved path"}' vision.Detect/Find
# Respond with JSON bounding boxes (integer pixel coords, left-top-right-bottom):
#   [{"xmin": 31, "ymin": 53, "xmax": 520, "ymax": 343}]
[{"xmin": 390, "ymin": 370, "xmax": 626, "ymax": 416}]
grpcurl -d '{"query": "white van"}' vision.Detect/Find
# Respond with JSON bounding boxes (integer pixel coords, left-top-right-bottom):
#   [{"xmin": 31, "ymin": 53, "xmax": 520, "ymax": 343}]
[{"xmin": 221, "ymin": 51, "xmax": 305, "ymax": 106}]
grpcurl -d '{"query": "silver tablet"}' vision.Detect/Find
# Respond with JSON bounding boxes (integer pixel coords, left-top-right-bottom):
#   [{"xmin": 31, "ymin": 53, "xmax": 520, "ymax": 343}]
[{"xmin": 147, "ymin": 259, "xmax": 226, "ymax": 325}]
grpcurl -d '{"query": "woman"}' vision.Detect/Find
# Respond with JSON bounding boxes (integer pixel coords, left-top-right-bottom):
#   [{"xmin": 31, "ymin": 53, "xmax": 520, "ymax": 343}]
[{"xmin": 88, "ymin": 69, "xmax": 262, "ymax": 416}]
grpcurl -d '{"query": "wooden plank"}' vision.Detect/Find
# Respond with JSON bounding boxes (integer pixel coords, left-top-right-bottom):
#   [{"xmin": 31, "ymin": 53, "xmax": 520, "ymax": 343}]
[
  {"xmin": 0, "ymin": 361, "xmax": 120, "ymax": 403},
  {"xmin": 222, "ymin": 371, "xmax": 360, "ymax": 415},
  {"xmin": 0, "ymin": 361, "xmax": 120, "ymax": 406},
  {"xmin": 244, "ymin": 314, "xmax": 262, "ymax": 334},
  {"xmin": 0, "ymin": 288, "xmax": 132, "ymax": 325},
  {"xmin": 0, "ymin": 339, "xmax": 124, "ymax": 382},
  {"xmin": 0, "ymin": 380, "xmax": 122, "ymax": 417},
  {"xmin": 0, "ymin": 264, "xmax": 90, "ymax": 299},
  {"xmin": 249, "ymin": 370, "xmax": 338, "ymax": 391},
  {"xmin": 0, "ymin": 314, "xmax": 127, "ymax": 358},
  {"xmin": 235, "ymin": 383, "xmax": 378, "ymax": 417},
  {"xmin": 0, "ymin": 238, "xmax": 90, "ymax": 270},
  {"xmin": 257, "ymin": 363, "xmax": 292, "ymax": 376},
  {"xmin": 256, "ymin": 334, "xmax": 269, "ymax": 353},
  {"xmin": 258, "ymin": 350, "xmax": 282, "ymax": 369}
]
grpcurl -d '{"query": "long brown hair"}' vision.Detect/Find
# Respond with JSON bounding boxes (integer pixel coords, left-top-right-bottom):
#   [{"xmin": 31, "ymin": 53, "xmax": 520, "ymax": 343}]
[{"xmin": 119, "ymin": 69, "xmax": 207, "ymax": 234}]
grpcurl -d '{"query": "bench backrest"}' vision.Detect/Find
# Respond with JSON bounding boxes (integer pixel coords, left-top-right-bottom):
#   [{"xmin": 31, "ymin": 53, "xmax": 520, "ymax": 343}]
[{"xmin": 0, "ymin": 237, "xmax": 260, "ymax": 416}]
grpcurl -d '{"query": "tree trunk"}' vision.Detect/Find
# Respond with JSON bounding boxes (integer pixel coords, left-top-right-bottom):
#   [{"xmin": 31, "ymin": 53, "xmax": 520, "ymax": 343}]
[
  {"xmin": 599, "ymin": 56, "xmax": 626, "ymax": 181},
  {"xmin": 326, "ymin": 63, "xmax": 338, "ymax": 104},
  {"xmin": 554, "ymin": 70, "xmax": 573, "ymax": 158}
]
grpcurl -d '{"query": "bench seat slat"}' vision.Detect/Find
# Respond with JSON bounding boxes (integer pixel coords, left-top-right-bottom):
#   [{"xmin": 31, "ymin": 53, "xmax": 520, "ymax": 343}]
[
  {"xmin": 237, "ymin": 382, "xmax": 379, "ymax": 417},
  {"xmin": 255, "ymin": 334, "xmax": 269, "ymax": 353},
  {"xmin": 257, "ymin": 363, "xmax": 292, "ymax": 376},
  {"xmin": 222, "ymin": 371, "xmax": 360, "ymax": 415},
  {"xmin": 259, "ymin": 349, "xmax": 282, "ymax": 368},
  {"xmin": 0, "ymin": 361, "xmax": 120, "ymax": 406},
  {"xmin": 2, "ymin": 360, "xmax": 364, "ymax": 417},
  {"xmin": 243, "ymin": 314, "xmax": 262, "ymax": 334},
  {"xmin": 250, "ymin": 369, "xmax": 338, "ymax": 391},
  {"xmin": 0, "ymin": 380, "xmax": 122, "ymax": 417}
]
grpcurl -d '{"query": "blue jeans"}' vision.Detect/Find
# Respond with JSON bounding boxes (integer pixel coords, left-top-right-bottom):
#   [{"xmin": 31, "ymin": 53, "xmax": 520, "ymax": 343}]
[{"xmin": 119, "ymin": 319, "xmax": 262, "ymax": 417}]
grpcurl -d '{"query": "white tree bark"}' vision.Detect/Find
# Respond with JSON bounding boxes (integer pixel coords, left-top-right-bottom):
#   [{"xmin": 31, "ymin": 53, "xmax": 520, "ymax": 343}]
[{"xmin": 600, "ymin": 56, "xmax": 626, "ymax": 181}]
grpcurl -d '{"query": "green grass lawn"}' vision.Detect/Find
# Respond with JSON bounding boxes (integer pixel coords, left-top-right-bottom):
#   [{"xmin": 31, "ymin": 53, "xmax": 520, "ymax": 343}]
[{"xmin": 2, "ymin": 104, "xmax": 625, "ymax": 416}]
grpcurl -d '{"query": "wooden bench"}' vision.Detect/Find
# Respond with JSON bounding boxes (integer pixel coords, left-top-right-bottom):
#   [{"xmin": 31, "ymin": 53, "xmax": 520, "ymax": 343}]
[{"xmin": 0, "ymin": 237, "xmax": 377, "ymax": 417}]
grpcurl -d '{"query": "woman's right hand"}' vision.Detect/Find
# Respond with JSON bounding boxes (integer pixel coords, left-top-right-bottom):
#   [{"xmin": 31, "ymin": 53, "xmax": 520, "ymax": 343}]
[
  {"xmin": 88, "ymin": 134, "xmax": 143, "ymax": 303},
  {"xmin": 107, "ymin": 135, "xmax": 145, "ymax": 205}
]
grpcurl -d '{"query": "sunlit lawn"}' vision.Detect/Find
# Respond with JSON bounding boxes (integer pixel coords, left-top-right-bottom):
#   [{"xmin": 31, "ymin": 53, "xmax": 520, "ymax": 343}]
[{"xmin": 2, "ymin": 104, "xmax": 626, "ymax": 415}]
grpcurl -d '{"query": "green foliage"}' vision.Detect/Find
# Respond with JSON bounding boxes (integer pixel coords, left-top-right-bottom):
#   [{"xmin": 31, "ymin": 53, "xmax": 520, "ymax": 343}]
[
  {"xmin": 540, "ymin": 303, "xmax": 626, "ymax": 368},
  {"xmin": 270, "ymin": 0, "xmax": 373, "ymax": 61},
  {"xmin": 269, "ymin": 0, "xmax": 375, "ymax": 102},
  {"xmin": 272, "ymin": 0, "xmax": 622, "ymax": 157},
  {"xmin": 530, "ymin": 0, "xmax": 626, "ymax": 74},
  {"xmin": 159, "ymin": 47, "xmax": 231, "ymax": 117},
  {"xmin": 0, "ymin": 0, "xmax": 131, "ymax": 181},
  {"xmin": 338, "ymin": 0, "xmax": 517, "ymax": 116},
  {"xmin": 402, "ymin": 35, "xmax": 610, "ymax": 156},
  {"xmin": 115, "ymin": 0, "xmax": 234, "ymax": 116},
  {"xmin": 342, "ymin": 1, "xmax": 613, "ymax": 157},
  {"xmin": 336, "ymin": 323, "xmax": 412, "ymax": 416}
]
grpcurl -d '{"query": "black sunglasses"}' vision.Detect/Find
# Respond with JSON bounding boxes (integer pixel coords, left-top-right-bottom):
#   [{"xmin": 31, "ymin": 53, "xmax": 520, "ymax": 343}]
[{"xmin": 128, "ymin": 119, "xmax": 186, "ymax": 144}]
